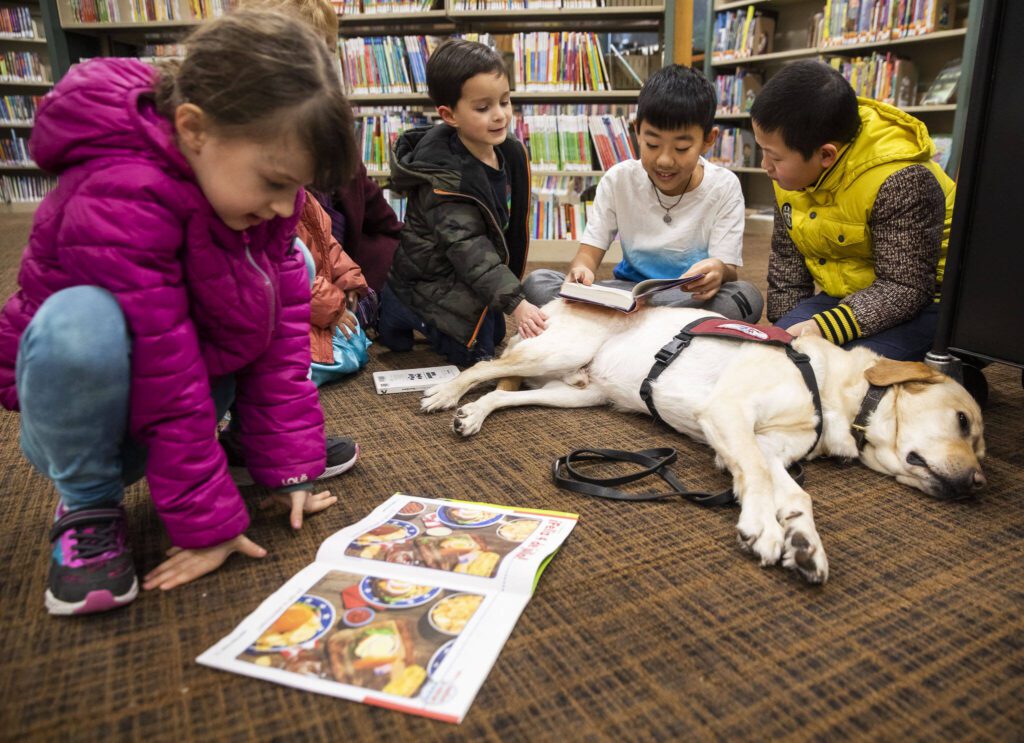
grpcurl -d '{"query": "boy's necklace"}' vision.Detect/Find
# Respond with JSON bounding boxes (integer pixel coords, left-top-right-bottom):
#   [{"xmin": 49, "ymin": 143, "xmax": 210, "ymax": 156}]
[{"xmin": 650, "ymin": 171, "xmax": 694, "ymax": 224}]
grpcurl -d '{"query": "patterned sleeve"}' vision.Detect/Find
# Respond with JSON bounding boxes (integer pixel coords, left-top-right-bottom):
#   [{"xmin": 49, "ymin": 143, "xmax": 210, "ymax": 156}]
[
  {"xmin": 831, "ymin": 165, "xmax": 945, "ymax": 338},
  {"xmin": 766, "ymin": 202, "xmax": 814, "ymax": 322}
]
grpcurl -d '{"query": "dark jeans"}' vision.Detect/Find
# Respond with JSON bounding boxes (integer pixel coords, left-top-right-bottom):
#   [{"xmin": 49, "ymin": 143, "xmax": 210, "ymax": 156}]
[
  {"xmin": 774, "ymin": 293, "xmax": 940, "ymax": 361},
  {"xmin": 377, "ymin": 285, "xmax": 505, "ymax": 368}
]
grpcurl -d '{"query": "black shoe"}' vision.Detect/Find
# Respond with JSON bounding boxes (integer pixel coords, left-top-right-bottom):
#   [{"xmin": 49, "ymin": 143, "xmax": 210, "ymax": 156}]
[{"xmin": 220, "ymin": 431, "xmax": 359, "ymax": 487}]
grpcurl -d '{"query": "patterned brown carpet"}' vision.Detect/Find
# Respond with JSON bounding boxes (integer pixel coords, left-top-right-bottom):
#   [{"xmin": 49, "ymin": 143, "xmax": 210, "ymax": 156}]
[{"xmin": 0, "ymin": 213, "xmax": 1021, "ymax": 741}]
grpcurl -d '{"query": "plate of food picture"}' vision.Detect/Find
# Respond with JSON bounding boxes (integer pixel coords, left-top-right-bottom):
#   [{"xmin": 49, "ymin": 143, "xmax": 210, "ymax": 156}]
[
  {"xmin": 428, "ymin": 639, "xmax": 456, "ymax": 678},
  {"xmin": 427, "ymin": 592, "xmax": 485, "ymax": 636},
  {"xmin": 250, "ymin": 594, "xmax": 336, "ymax": 653},
  {"xmin": 359, "ymin": 576, "xmax": 442, "ymax": 609},
  {"xmin": 353, "ymin": 519, "xmax": 419, "ymax": 546},
  {"xmin": 496, "ymin": 518, "xmax": 540, "ymax": 543},
  {"xmin": 436, "ymin": 505, "xmax": 504, "ymax": 529},
  {"xmin": 394, "ymin": 500, "xmax": 427, "ymax": 520}
]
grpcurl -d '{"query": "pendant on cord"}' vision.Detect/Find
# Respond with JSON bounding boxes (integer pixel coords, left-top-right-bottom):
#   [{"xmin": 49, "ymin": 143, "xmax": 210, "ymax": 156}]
[{"xmin": 663, "ymin": 214, "xmax": 672, "ymax": 224}]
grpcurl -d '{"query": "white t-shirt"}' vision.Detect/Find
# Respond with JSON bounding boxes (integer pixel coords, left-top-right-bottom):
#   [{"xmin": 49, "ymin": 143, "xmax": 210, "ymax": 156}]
[{"xmin": 581, "ymin": 157, "xmax": 746, "ymax": 282}]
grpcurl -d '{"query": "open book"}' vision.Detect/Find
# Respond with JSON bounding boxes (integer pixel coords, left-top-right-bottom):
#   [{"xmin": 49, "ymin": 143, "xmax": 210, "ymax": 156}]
[
  {"xmin": 197, "ymin": 494, "xmax": 578, "ymax": 723},
  {"xmin": 559, "ymin": 274, "xmax": 704, "ymax": 312},
  {"xmin": 373, "ymin": 365, "xmax": 460, "ymax": 394}
]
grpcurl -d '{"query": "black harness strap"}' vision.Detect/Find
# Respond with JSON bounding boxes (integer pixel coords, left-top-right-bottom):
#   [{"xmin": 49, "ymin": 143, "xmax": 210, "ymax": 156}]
[{"xmin": 639, "ymin": 317, "xmax": 824, "ymax": 454}]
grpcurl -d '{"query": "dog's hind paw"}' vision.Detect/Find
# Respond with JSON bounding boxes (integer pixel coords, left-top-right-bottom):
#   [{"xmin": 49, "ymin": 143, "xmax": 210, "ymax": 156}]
[
  {"xmin": 781, "ymin": 527, "xmax": 829, "ymax": 584},
  {"xmin": 452, "ymin": 403, "xmax": 485, "ymax": 437}
]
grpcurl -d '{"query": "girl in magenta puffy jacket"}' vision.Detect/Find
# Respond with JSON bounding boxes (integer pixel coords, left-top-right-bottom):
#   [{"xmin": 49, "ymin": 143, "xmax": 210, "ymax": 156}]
[{"xmin": 0, "ymin": 11, "xmax": 360, "ymax": 615}]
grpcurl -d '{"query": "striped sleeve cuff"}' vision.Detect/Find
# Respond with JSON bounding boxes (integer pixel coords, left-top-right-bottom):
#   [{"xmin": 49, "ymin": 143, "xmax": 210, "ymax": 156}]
[{"xmin": 812, "ymin": 304, "xmax": 861, "ymax": 345}]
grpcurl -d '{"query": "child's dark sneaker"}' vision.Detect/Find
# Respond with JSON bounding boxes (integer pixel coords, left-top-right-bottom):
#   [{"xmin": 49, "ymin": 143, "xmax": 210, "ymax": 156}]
[
  {"xmin": 46, "ymin": 505, "xmax": 137, "ymax": 616},
  {"xmin": 221, "ymin": 432, "xmax": 360, "ymax": 487}
]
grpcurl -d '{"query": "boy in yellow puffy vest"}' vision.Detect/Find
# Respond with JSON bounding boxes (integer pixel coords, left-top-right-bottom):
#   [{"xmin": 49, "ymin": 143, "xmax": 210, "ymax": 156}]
[{"xmin": 751, "ymin": 60, "xmax": 955, "ymax": 361}]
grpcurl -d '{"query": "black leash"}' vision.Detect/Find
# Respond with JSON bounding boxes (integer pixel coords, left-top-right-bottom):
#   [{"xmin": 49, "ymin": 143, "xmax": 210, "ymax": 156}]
[{"xmin": 552, "ymin": 447, "xmax": 806, "ymax": 507}]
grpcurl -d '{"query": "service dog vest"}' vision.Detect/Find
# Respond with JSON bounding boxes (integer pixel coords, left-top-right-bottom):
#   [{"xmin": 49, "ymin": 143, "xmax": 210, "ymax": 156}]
[{"xmin": 640, "ymin": 317, "xmax": 824, "ymax": 454}]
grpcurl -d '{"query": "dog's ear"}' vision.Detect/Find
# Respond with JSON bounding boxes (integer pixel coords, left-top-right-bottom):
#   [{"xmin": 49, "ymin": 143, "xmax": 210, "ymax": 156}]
[{"xmin": 865, "ymin": 359, "xmax": 946, "ymax": 387}]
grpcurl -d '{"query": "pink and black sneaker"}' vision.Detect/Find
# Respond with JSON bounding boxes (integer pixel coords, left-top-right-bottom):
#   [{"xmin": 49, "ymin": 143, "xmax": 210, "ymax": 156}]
[{"xmin": 45, "ymin": 505, "xmax": 138, "ymax": 616}]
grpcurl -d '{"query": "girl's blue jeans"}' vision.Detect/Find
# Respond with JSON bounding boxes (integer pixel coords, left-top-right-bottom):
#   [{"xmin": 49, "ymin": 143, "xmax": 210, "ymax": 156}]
[{"xmin": 16, "ymin": 286, "xmax": 234, "ymax": 511}]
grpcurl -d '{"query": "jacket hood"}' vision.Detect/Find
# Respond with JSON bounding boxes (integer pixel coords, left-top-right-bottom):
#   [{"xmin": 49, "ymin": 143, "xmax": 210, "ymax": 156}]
[
  {"xmin": 31, "ymin": 58, "xmax": 190, "ymax": 178},
  {"xmin": 821, "ymin": 98, "xmax": 935, "ymax": 192},
  {"xmin": 390, "ymin": 123, "xmax": 465, "ymax": 193}
]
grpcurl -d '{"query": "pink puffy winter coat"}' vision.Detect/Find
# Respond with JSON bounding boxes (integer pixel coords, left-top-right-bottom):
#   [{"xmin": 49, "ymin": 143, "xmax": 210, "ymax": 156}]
[{"xmin": 0, "ymin": 58, "xmax": 327, "ymax": 549}]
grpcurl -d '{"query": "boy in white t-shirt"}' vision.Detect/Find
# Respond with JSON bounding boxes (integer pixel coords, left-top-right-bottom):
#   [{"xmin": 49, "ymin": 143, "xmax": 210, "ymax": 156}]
[{"xmin": 524, "ymin": 65, "xmax": 763, "ymax": 322}]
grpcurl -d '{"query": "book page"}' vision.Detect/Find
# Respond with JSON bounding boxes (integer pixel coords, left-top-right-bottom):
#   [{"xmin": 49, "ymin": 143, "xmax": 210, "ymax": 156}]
[{"xmin": 197, "ymin": 495, "xmax": 578, "ymax": 723}]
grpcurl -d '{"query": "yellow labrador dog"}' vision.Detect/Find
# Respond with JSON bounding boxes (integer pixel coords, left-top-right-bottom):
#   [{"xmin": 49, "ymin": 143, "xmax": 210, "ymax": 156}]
[{"xmin": 421, "ymin": 302, "xmax": 986, "ymax": 584}]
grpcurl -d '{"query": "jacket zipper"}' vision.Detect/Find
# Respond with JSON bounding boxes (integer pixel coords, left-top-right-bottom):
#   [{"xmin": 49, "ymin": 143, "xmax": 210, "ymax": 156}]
[
  {"xmin": 432, "ymin": 186, "xmax": 512, "ymax": 350},
  {"xmin": 243, "ymin": 232, "xmax": 276, "ymax": 347}
]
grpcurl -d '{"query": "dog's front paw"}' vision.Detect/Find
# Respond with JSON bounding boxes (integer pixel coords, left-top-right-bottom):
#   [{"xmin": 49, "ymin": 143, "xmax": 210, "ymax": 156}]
[
  {"xmin": 421, "ymin": 381, "xmax": 462, "ymax": 412},
  {"xmin": 452, "ymin": 402, "xmax": 486, "ymax": 437},
  {"xmin": 736, "ymin": 510, "xmax": 784, "ymax": 567},
  {"xmin": 780, "ymin": 519, "xmax": 829, "ymax": 584}
]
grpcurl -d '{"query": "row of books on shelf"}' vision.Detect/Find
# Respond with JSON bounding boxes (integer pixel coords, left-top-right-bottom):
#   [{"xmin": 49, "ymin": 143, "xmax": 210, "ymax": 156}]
[
  {"xmin": 0, "ymin": 133, "xmax": 31, "ymax": 165},
  {"xmin": 1, "ymin": 173, "xmax": 54, "ymax": 203},
  {"xmin": 514, "ymin": 108, "xmax": 636, "ymax": 171},
  {"xmin": 714, "ymin": 54, "xmax": 957, "ymax": 114},
  {"xmin": 340, "ymin": 32, "xmax": 622, "ymax": 96},
  {"xmin": 340, "ymin": 35, "xmax": 438, "ymax": 95},
  {"xmin": 333, "ymin": 0, "xmax": 434, "ymax": 14},
  {"xmin": 356, "ymin": 109, "xmax": 432, "ymax": 173},
  {"xmin": 65, "ymin": 0, "xmax": 232, "ymax": 24},
  {"xmin": 712, "ymin": 8, "xmax": 775, "ymax": 59},
  {"xmin": 356, "ymin": 104, "xmax": 635, "ymax": 174},
  {"xmin": 818, "ymin": 0, "xmax": 955, "ymax": 47},
  {"xmin": 0, "ymin": 7, "xmax": 39, "ymax": 38},
  {"xmin": 827, "ymin": 53, "xmax": 917, "ymax": 108},
  {"xmin": 715, "ymin": 0, "xmax": 956, "ymax": 59},
  {"xmin": 0, "ymin": 95, "xmax": 41, "ymax": 125},
  {"xmin": 512, "ymin": 31, "xmax": 610, "ymax": 92},
  {"xmin": 0, "ymin": 52, "xmax": 49, "ymax": 83},
  {"xmin": 531, "ymin": 175, "xmax": 596, "ymax": 241},
  {"xmin": 450, "ymin": 0, "xmax": 659, "ymax": 9},
  {"xmin": 604, "ymin": 43, "xmax": 659, "ymax": 90},
  {"xmin": 713, "ymin": 68, "xmax": 761, "ymax": 115},
  {"xmin": 707, "ymin": 127, "xmax": 757, "ymax": 170}
]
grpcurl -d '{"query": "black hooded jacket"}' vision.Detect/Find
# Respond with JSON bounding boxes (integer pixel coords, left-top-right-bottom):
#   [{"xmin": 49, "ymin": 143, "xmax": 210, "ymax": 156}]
[{"xmin": 386, "ymin": 123, "xmax": 531, "ymax": 347}]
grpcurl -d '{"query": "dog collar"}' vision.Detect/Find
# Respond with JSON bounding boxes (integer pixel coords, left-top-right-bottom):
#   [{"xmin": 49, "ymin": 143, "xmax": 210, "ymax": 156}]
[{"xmin": 851, "ymin": 384, "xmax": 889, "ymax": 451}]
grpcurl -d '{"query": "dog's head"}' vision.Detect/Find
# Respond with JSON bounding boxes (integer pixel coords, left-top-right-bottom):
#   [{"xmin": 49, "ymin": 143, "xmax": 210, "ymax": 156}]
[{"xmin": 858, "ymin": 359, "xmax": 986, "ymax": 500}]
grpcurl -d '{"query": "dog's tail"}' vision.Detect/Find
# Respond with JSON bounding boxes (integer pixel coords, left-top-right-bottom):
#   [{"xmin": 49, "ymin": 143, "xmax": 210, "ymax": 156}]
[{"xmin": 496, "ymin": 377, "xmax": 522, "ymax": 392}]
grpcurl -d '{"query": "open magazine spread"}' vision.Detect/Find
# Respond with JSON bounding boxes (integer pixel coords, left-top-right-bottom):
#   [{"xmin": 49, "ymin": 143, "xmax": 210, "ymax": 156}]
[
  {"xmin": 197, "ymin": 494, "xmax": 578, "ymax": 723},
  {"xmin": 558, "ymin": 273, "xmax": 704, "ymax": 312}
]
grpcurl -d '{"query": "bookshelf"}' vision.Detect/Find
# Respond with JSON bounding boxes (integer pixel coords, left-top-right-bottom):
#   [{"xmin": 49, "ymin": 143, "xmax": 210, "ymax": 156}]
[
  {"xmin": 0, "ymin": 0, "xmax": 59, "ymax": 204},
  {"xmin": 701, "ymin": 0, "xmax": 980, "ymax": 211}
]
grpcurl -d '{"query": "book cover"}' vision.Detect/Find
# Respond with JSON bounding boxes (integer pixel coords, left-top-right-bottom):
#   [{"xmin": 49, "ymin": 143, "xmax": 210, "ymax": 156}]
[
  {"xmin": 197, "ymin": 494, "xmax": 578, "ymax": 723},
  {"xmin": 920, "ymin": 58, "xmax": 960, "ymax": 104},
  {"xmin": 558, "ymin": 274, "xmax": 705, "ymax": 312}
]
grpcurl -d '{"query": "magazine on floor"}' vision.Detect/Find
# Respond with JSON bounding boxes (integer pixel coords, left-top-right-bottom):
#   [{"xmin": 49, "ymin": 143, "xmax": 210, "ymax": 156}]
[{"xmin": 197, "ymin": 494, "xmax": 578, "ymax": 723}]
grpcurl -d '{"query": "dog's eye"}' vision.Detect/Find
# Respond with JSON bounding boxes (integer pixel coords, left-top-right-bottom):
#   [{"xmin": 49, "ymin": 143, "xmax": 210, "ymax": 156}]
[
  {"xmin": 957, "ymin": 411, "xmax": 970, "ymax": 437},
  {"xmin": 906, "ymin": 451, "xmax": 927, "ymax": 468}
]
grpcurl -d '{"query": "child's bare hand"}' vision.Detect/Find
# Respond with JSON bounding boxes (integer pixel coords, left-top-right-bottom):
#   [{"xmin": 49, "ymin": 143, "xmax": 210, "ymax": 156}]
[
  {"xmin": 785, "ymin": 319, "xmax": 823, "ymax": 338},
  {"xmin": 143, "ymin": 534, "xmax": 267, "ymax": 591},
  {"xmin": 334, "ymin": 310, "xmax": 358, "ymax": 339},
  {"xmin": 513, "ymin": 300, "xmax": 548, "ymax": 338},
  {"xmin": 261, "ymin": 488, "xmax": 338, "ymax": 530},
  {"xmin": 565, "ymin": 266, "xmax": 595, "ymax": 285},
  {"xmin": 683, "ymin": 258, "xmax": 726, "ymax": 300}
]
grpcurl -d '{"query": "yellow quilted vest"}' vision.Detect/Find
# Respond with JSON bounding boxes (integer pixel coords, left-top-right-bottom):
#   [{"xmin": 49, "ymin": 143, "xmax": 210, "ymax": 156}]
[{"xmin": 772, "ymin": 98, "xmax": 955, "ymax": 298}]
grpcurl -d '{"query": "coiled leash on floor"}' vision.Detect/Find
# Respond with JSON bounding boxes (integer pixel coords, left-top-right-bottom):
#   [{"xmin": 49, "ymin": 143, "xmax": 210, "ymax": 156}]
[{"xmin": 552, "ymin": 317, "xmax": 821, "ymax": 507}]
